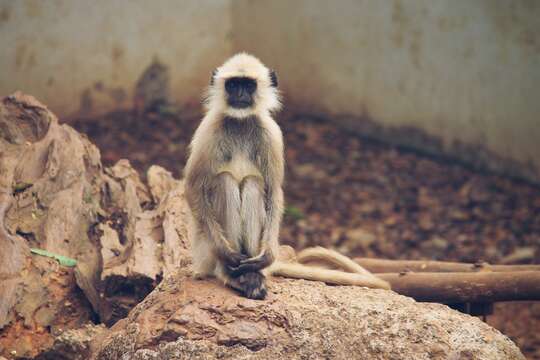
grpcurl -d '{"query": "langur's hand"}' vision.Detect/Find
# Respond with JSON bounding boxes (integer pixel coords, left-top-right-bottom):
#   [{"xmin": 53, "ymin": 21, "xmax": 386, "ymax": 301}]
[
  {"xmin": 219, "ymin": 248, "xmax": 248, "ymax": 271},
  {"xmin": 227, "ymin": 249, "xmax": 274, "ymax": 277}
]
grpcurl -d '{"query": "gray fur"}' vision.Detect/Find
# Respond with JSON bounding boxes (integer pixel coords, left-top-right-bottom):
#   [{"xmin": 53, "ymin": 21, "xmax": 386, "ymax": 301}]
[
  {"xmin": 185, "ymin": 114, "xmax": 281, "ymax": 299},
  {"xmin": 185, "ymin": 54, "xmax": 284, "ymax": 300}
]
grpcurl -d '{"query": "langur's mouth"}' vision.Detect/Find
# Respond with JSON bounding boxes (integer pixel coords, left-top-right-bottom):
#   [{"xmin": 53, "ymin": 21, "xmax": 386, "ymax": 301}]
[{"xmin": 228, "ymin": 100, "xmax": 253, "ymax": 109}]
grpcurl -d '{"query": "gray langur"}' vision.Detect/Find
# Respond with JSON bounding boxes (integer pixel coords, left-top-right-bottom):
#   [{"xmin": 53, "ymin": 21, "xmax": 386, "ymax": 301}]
[{"xmin": 185, "ymin": 53, "xmax": 389, "ymax": 300}]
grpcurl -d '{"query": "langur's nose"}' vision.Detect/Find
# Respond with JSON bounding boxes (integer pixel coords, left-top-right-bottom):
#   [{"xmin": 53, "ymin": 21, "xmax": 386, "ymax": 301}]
[{"xmin": 239, "ymin": 90, "xmax": 251, "ymax": 102}]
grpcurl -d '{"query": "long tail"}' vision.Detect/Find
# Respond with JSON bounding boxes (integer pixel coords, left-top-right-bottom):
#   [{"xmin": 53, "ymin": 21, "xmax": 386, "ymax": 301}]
[
  {"xmin": 268, "ymin": 261, "xmax": 391, "ymax": 290},
  {"xmin": 297, "ymin": 246, "xmax": 372, "ymax": 275}
]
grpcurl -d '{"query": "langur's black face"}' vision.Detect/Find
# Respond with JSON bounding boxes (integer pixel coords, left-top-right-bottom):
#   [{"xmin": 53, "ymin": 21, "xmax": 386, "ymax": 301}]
[{"xmin": 225, "ymin": 77, "xmax": 257, "ymax": 109}]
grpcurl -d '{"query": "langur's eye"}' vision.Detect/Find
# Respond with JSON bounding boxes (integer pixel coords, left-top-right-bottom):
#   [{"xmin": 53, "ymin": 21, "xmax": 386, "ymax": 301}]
[
  {"xmin": 225, "ymin": 81, "xmax": 236, "ymax": 92},
  {"xmin": 246, "ymin": 81, "xmax": 257, "ymax": 93}
]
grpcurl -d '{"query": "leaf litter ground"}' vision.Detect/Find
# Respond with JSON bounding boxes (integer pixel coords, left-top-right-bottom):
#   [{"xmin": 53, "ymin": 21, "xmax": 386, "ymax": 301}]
[{"xmin": 71, "ymin": 109, "xmax": 540, "ymax": 359}]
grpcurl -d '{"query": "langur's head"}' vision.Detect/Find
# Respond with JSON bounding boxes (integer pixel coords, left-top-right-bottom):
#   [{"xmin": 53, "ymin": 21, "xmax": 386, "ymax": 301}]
[{"xmin": 205, "ymin": 53, "xmax": 281, "ymax": 118}]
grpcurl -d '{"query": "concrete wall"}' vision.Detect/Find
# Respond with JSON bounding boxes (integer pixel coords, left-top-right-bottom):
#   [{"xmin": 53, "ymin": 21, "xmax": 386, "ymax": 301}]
[
  {"xmin": 234, "ymin": 0, "xmax": 540, "ymax": 182},
  {"xmin": 0, "ymin": 0, "xmax": 232, "ymax": 117},
  {"xmin": 1, "ymin": 0, "xmax": 539, "ymax": 182}
]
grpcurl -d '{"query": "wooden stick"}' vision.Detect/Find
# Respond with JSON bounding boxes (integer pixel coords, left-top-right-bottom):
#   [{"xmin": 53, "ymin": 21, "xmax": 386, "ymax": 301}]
[
  {"xmin": 354, "ymin": 258, "xmax": 540, "ymax": 273},
  {"xmin": 378, "ymin": 271, "xmax": 540, "ymax": 302}
]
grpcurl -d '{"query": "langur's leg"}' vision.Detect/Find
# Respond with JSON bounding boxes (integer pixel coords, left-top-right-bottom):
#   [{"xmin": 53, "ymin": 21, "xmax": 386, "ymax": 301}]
[
  {"xmin": 240, "ymin": 176, "xmax": 266, "ymax": 257},
  {"xmin": 228, "ymin": 176, "xmax": 277, "ymax": 277},
  {"xmin": 189, "ymin": 215, "xmax": 216, "ymax": 279},
  {"xmin": 230, "ymin": 176, "xmax": 268, "ymax": 299},
  {"xmin": 213, "ymin": 172, "xmax": 243, "ymax": 253},
  {"xmin": 214, "ymin": 262, "xmax": 267, "ymax": 300},
  {"xmin": 210, "ymin": 172, "xmax": 266, "ymax": 299},
  {"xmin": 206, "ymin": 174, "xmax": 267, "ymax": 299}
]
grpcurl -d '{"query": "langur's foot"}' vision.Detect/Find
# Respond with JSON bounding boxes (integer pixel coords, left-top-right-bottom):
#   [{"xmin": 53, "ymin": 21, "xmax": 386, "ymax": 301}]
[{"xmin": 237, "ymin": 272, "xmax": 267, "ymax": 300}]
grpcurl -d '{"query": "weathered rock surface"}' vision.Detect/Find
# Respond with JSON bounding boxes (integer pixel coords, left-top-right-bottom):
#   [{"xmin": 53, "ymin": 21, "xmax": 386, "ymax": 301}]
[
  {"xmin": 91, "ymin": 271, "xmax": 524, "ymax": 360},
  {"xmin": 0, "ymin": 92, "xmax": 100, "ymax": 357},
  {"xmin": 0, "ymin": 93, "xmax": 188, "ymax": 358},
  {"xmin": 35, "ymin": 324, "xmax": 106, "ymax": 360}
]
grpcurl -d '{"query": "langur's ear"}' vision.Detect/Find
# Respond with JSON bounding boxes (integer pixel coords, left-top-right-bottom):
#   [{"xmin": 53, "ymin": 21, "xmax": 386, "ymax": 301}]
[
  {"xmin": 210, "ymin": 69, "xmax": 217, "ymax": 85},
  {"xmin": 270, "ymin": 70, "xmax": 278, "ymax": 87}
]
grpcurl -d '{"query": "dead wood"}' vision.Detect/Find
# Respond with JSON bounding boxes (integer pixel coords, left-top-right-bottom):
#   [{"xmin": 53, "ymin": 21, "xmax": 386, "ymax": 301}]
[
  {"xmin": 378, "ymin": 271, "xmax": 540, "ymax": 303},
  {"xmin": 0, "ymin": 93, "xmax": 189, "ymax": 358},
  {"xmin": 308, "ymin": 254, "xmax": 540, "ymax": 303},
  {"xmin": 355, "ymin": 257, "xmax": 540, "ymax": 273}
]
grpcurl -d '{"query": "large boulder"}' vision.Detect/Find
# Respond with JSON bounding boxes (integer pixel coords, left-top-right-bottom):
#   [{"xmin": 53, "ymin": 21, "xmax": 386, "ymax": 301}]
[{"xmin": 92, "ymin": 270, "xmax": 524, "ymax": 360}]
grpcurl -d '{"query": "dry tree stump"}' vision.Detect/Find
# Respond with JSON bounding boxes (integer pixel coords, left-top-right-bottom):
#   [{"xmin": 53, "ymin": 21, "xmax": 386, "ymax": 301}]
[{"xmin": 0, "ymin": 93, "xmax": 188, "ymax": 358}]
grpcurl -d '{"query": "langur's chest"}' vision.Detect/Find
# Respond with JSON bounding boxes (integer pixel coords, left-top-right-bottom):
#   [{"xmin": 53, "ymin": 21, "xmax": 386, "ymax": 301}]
[
  {"xmin": 218, "ymin": 153, "xmax": 262, "ymax": 183},
  {"xmin": 216, "ymin": 116, "xmax": 266, "ymax": 183}
]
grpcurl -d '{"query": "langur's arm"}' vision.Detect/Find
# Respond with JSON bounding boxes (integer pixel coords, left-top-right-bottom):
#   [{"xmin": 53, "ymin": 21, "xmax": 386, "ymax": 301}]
[
  {"xmin": 226, "ymin": 184, "xmax": 282, "ymax": 276},
  {"xmin": 230, "ymin": 123, "xmax": 284, "ymax": 274},
  {"xmin": 185, "ymin": 156, "xmax": 246, "ymax": 267},
  {"xmin": 233, "ymin": 138, "xmax": 284, "ymax": 273},
  {"xmin": 228, "ymin": 241, "xmax": 275, "ymax": 276},
  {"xmin": 259, "ymin": 126, "xmax": 285, "ymax": 258}
]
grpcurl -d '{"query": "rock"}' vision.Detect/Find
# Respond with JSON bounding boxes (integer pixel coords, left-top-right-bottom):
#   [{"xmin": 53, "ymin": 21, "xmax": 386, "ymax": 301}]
[
  {"xmin": 90, "ymin": 270, "xmax": 524, "ymax": 360},
  {"xmin": 420, "ymin": 236, "xmax": 449, "ymax": 255},
  {"xmin": 450, "ymin": 209, "xmax": 470, "ymax": 221},
  {"xmin": 341, "ymin": 228, "xmax": 376, "ymax": 253},
  {"xmin": 294, "ymin": 163, "xmax": 327, "ymax": 180},
  {"xmin": 418, "ymin": 213, "xmax": 435, "ymax": 231},
  {"xmin": 0, "ymin": 93, "xmax": 99, "ymax": 358},
  {"xmin": 0, "ymin": 92, "xmax": 191, "ymax": 357},
  {"xmin": 36, "ymin": 324, "xmax": 106, "ymax": 360},
  {"xmin": 500, "ymin": 247, "xmax": 536, "ymax": 264}
]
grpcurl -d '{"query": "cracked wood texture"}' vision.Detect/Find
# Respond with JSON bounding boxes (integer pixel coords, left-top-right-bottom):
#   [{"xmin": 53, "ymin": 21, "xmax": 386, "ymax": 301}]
[{"xmin": 0, "ymin": 93, "xmax": 189, "ymax": 358}]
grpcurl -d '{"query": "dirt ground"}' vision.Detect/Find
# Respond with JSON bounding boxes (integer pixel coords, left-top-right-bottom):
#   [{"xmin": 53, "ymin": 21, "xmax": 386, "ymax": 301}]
[{"xmin": 70, "ymin": 108, "xmax": 540, "ymax": 359}]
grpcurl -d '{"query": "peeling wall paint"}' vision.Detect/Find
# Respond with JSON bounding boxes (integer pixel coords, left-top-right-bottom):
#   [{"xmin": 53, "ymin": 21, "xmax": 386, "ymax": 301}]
[
  {"xmin": 0, "ymin": 0, "xmax": 539, "ymax": 182},
  {"xmin": 233, "ymin": 0, "xmax": 540, "ymax": 183},
  {"xmin": 0, "ymin": 0, "xmax": 232, "ymax": 117}
]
